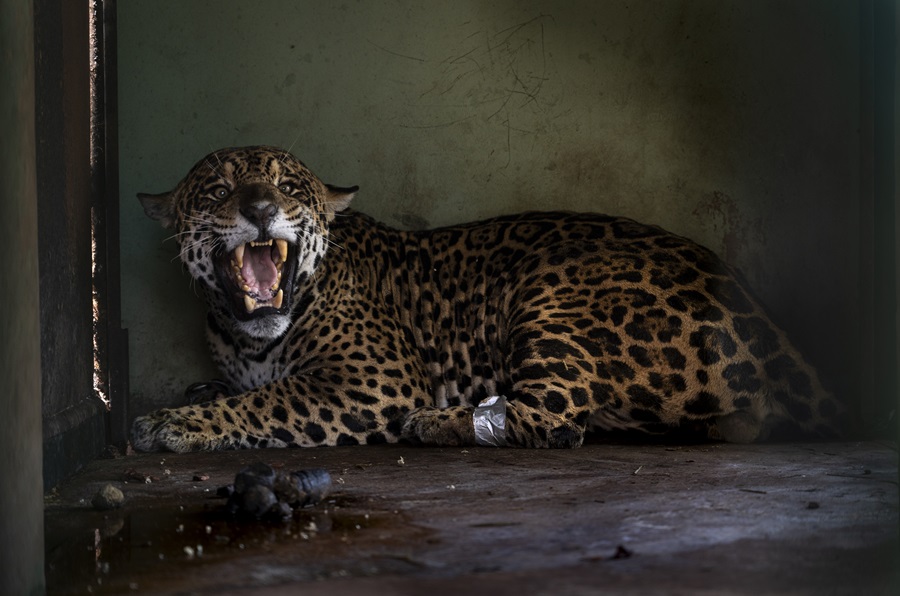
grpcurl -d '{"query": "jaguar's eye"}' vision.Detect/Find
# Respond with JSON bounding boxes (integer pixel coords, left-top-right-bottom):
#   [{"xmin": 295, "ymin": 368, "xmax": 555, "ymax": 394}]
[
  {"xmin": 212, "ymin": 187, "xmax": 230, "ymax": 200},
  {"xmin": 278, "ymin": 183, "xmax": 294, "ymax": 194}
]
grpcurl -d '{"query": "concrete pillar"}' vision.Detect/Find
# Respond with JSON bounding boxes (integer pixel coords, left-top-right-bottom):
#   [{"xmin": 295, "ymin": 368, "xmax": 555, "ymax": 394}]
[{"xmin": 0, "ymin": 0, "xmax": 45, "ymax": 593}]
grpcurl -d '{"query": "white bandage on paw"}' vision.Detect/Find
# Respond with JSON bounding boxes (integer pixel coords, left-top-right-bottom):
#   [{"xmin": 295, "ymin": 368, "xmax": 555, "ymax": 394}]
[{"xmin": 473, "ymin": 395, "xmax": 507, "ymax": 447}]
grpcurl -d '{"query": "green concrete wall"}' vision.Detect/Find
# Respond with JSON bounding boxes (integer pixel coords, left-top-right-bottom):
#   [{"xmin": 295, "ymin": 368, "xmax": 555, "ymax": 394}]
[
  {"xmin": 119, "ymin": 1, "xmax": 861, "ymax": 415},
  {"xmin": 0, "ymin": 0, "xmax": 44, "ymax": 592}
]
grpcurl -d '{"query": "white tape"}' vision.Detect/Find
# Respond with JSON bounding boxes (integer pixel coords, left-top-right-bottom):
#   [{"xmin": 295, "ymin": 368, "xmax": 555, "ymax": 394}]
[{"xmin": 473, "ymin": 395, "xmax": 507, "ymax": 447}]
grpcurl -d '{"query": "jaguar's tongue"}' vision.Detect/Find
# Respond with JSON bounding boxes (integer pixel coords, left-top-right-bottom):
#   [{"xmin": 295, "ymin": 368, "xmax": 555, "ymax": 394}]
[
  {"xmin": 231, "ymin": 239, "xmax": 288, "ymax": 314},
  {"xmin": 241, "ymin": 245, "xmax": 277, "ymax": 301}
]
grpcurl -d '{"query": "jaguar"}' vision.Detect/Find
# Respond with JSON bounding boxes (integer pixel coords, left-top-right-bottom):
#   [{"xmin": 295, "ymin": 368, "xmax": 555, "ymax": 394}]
[{"xmin": 131, "ymin": 145, "xmax": 840, "ymax": 452}]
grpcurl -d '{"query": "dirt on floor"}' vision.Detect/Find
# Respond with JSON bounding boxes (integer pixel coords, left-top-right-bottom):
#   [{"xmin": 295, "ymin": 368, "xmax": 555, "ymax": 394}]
[{"xmin": 44, "ymin": 441, "xmax": 899, "ymax": 595}]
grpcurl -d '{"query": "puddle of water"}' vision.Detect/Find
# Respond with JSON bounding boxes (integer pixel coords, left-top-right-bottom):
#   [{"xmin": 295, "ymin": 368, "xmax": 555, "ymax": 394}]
[{"xmin": 45, "ymin": 496, "xmax": 386, "ymax": 594}]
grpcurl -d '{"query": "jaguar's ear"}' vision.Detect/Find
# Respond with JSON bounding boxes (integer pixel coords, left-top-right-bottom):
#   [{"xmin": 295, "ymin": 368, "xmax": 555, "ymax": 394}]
[
  {"xmin": 323, "ymin": 184, "xmax": 358, "ymax": 222},
  {"xmin": 138, "ymin": 191, "xmax": 177, "ymax": 230}
]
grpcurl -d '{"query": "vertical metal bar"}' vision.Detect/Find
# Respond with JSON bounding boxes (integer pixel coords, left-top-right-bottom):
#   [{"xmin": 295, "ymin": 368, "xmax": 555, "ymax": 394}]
[
  {"xmin": 102, "ymin": 0, "xmax": 130, "ymax": 445},
  {"xmin": 90, "ymin": 0, "xmax": 129, "ymax": 446}
]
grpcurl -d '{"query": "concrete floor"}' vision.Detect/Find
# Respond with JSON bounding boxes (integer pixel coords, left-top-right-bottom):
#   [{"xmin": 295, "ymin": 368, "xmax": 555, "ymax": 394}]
[{"xmin": 45, "ymin": 441, "xmax": 898, "ymax": 595}]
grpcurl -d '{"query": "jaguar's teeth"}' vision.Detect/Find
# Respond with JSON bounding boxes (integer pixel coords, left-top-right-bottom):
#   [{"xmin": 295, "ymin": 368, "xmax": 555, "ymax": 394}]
[
  {"xmin": 243, "ymin": 294, "xmax": 257, "ymax": 313},
  {"xmin": 275, "ymin": 239, "xmax": 288, "ymax": 263},
  {"xmin": 273, "ymin": 289, "xmax": 283, "ymax": 309},
  {"xmin": 234, "ymin": 244, "xmax": 245, "ymax": 269}
]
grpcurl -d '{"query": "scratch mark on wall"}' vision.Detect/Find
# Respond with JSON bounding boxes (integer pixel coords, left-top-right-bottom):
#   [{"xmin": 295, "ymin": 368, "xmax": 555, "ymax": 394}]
[
  {"xmin": 396, "ymin": 115, "xmax": 476, "ymax": 129},
  {"xmin": 366, "ymin": 39, "xmax": 427, "ymax": 62},
  {"xmin": 400, "ymin": 13, "xmax": 557, "ymax": 169}
]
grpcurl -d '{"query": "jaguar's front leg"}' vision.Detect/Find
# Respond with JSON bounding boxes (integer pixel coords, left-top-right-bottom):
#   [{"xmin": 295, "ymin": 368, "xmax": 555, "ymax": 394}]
[
  {"xmin": 131, "ymin": 402, "xmax": 245, "ymax": 452},
  {"xmin": 401, "ymin": 397, "xmax": 586, "ymax": 448},
  {"xmin": 401, "ymin": 405, "xmax": 477, "ymax": 446},
  {"xmin": 131, "ymin": 374, "xmax": 413, "ymax": 452}
]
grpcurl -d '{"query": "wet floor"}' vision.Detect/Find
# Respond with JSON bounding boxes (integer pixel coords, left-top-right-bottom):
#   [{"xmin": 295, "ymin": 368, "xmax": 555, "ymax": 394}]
[
  {"xmin": 44, "ymin": 442, "xmax": 899, "ymax": 595},
  {"xmin": 46, "ymin": 496, "xmax": 424, "ymax": 593}
]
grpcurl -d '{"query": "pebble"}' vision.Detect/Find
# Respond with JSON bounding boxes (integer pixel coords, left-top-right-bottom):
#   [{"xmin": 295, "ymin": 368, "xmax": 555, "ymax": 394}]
[{"xmin": 91, "ymin": 484, "xmax": 125, "ymax": 510}]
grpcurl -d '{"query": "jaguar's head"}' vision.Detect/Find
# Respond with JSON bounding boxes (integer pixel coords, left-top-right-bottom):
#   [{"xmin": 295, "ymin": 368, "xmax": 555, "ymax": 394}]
[{"xmin": 139, "ymin": 145, "xmax": 356, "ymax": 339}]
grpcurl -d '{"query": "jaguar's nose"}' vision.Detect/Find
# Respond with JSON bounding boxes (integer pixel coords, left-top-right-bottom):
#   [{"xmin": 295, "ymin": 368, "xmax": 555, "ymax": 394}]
[{"xmin": 240, "ymin": 202, "xmax": 278, "ymax": 232}]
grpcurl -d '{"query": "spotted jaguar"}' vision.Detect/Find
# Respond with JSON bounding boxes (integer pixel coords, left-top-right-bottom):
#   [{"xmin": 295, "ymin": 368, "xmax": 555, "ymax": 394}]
[{"xmin": 131, "ymin": 145, "xmax": 840, "ymax": 452}]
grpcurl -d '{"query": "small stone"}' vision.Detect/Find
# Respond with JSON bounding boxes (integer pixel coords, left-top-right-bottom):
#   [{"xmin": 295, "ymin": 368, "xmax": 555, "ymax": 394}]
[
  {"xmin": 273, "ymin": 472, "xmax": 301, "ymax": 505},
  {"xmin": 273, "ymin": 469, "xmax": 331, "ymax": 508},
  {"xmin": 240, "ymin": 484, "xmax": 277, "ymax": 518},
  {"xmin": 91, "ymin": 484, "xmax": 125, "ymax": 510},
  {"xmin": 234, "ymin": 462, "xmax": 276, "ymax": 493}
]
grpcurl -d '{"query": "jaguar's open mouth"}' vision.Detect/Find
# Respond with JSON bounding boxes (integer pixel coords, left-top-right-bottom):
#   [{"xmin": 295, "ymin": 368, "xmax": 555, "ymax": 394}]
[{"xmin": 215, "ymin": 238, "xmax": 297, "ymax": 320}]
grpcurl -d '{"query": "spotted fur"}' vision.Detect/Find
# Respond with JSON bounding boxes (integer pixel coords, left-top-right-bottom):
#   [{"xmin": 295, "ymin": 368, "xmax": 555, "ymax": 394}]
[{"xmin": 131, "ymin": 146, "xmax": 841, "ymax": 452}]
